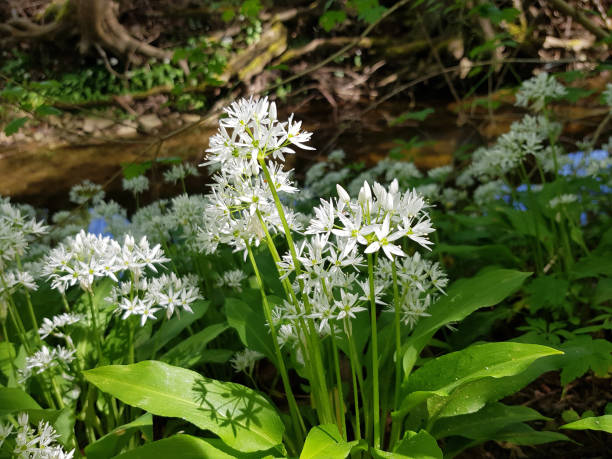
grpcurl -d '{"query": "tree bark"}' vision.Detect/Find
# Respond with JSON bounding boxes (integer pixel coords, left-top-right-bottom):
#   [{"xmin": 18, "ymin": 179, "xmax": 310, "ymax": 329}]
[{"xmin": 0, "ymin": 0, "xmax": 171, "ymax": 63}]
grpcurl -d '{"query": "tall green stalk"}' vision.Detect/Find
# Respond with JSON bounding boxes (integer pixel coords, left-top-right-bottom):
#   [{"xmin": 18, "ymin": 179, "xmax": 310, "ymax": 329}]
[
  {"xmin": 367, "ymin": 253, "xmax": 381, "ymax": 448},
  {"xmin": 258, "ymin": 157, "xmax": 334, "ymax": 424},
  {"xmin": 246, "ymin": 243, "xmax": 306, "ymax": 441}
]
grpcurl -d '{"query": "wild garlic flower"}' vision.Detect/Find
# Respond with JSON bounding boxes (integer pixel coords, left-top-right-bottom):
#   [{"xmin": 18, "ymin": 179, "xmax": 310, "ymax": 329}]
[
  {"xmin": 38, "ymin": 313, "xmax": 84, "ymax": 339},
  {"xmin": 549, "ymin": 194, "xmax": 578, "ymax": 208},
  {"xmin": 0, "ymin": 270, "xmax": 37, "ymax": 295},
  {"xmin": 231, "ymin": 348, "xmax": 264, "ymax": 373},
  {"xmin": 4, "ymin": 413, "xmax": 74, "ymax": 458},
  {"xmin": 473, "ymin": 180, "xmax": 505, "ymax": 207},
  {"xmin": 163, "ymin": 163, "xmax": 200, "ymax": 183},
  {"xmin": 216, "ymin": 269, "xmax": 248, "ymax": 291},
  {"xmin": 0, "ymin": 202, "xmax": 48, "ymax": 267},
  {"xmin": 122, "ymin": 175, "xmax": 150, "ymax": 194},
  {"xmin": 470, "ymin": 115, "xmax": 561, "ymax": 179},
  {"xmin": 19, "ymin": 345, "xmax": 75, "ymax": 383},
  {"xmin": 43, "ymin": 231, "xmax": 168, "ymax": 292},
  {"xmin": 145, "ymin": 272, "xmax": 202, "ymax": 319},
  {"xmin": 427, "ymin": 164, "xmax": 453, "ymax": 181},
  {"xmin": 602, "ymin": 83, "xmax": 612, "ymax": 107},
  {"xmin": 69, "ymin": 180, "xmax": 105, "ymax": 205},
  {"xmin": 305, "ymin": 180, "xmax": 434, "ymax": 262},
  {"xmin": 515, "ymin": 72, "xmax": 567, "ymax": 112},
  {"xmin": 196, "ymin": 97, "xmax": 314, "ymax": 258}
]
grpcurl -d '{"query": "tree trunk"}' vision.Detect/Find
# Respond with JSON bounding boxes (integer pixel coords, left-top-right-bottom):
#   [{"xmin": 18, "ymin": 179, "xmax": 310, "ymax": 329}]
[{"xmin": 0, "ymin": 0, "xmax": 171, "ymax": 63}]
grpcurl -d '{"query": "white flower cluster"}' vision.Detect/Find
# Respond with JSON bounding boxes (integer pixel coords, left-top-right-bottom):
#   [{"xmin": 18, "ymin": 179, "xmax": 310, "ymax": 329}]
[
  {"xmin": 515, "ymin": 72, "xmax": 567, "ymax": 112},
  {"xmin": 69, "ymin": 180, "xmax": 105, "ymax": 205},
  {"xmin": 0, "ymin": 202, "xmax": 48, "ymax": 269},
  {"xmin": 270, "ymin": 179, "xmax": 437, "ymax": 340},
  {"xmin": 231, "ymin": 348, "xmax": 264, "ymax": 373},
  {"xmin": 42, "ymin": 231, "xmax": 168, "ymax": 292},
  {"xmin": 468, "ymin": 115, "xmax": 562, "ymax": 180},
  {"xmin": 0, "ymin": 413, "xmax": 74, "ymax": 458},
  {"xmin": 377, "ymin": 253, "xmax": 448, "ymax": 327},
  {"xmin": 549, "ymin": 193, "xmax": 578, "ymax": 208},
  {"xmin": 106, "ymin": 272, "xmax": 202, "ymax": 325},
  {"xmin": 163, "ymin": 163, "xmax": 200, "ymax": 184},
  {"xmin": 19, "ymin": 345, "xmax": 75, "ymax": 383},
  {"xmin": 122, "ymin": 175, "xmax": 150, "ymax": 194},
  {"xmin": 195, "ymin": 97, "xmax": 312, "ymax": 257},
  {"xmin": 216, "ymin": 269, "xmax": 248, "ymax": 291},
  {"xmin": 38, "ymin": 313, "xmax": 84, "ymax": 339},
  {"xmin": 602, "ymin": 83, "xmax": 612, "ymax": 107}
]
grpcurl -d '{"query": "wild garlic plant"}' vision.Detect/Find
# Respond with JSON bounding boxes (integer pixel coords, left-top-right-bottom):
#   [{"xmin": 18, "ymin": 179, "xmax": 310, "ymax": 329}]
[{"xmin": 197, "ymin": 96, "xmax": 444, "ymax": 448}]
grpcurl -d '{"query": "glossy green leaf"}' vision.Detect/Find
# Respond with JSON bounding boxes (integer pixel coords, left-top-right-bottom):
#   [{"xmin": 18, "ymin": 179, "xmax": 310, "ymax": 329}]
[
  {"xmin": 561, "ymin": 415, "xmax": 612, "ymax": 433},
  {"xmin": 300, "ymin": 424, "xmax": 356, "ymax": 459},
  {"xmin": 0, "ymin": 387, "xmax": 41, "ymax": 415},
  {"xmin": 490, "ymin": 423, "xmax": 570, "ymax": 445},
  {"xmin": 4, "ymin": 117, "xmax": 28, "ymax": 136},
  {"xmin": 373, "ymin": 430, "xmax": 442, "ymax": 459},
  {"xmin": 83, "ymin": 361, "xmax": 284, "ymax": 452},
  {"xmin": 431, "ymin": 402, "xmax": 548, "ymax": 439},
  {"xmin": 137, "ymin": 300, "xmax": 209, "ymax": 359},
  {"xmin": 85, "ymin": 413, "xmax": 153, "ymax": 458},
  {"xmin": 425, "ymin": 360, "xmax": 554, "ymax": 420},
  {"xmin": 225, "ymin": 297, "xmax": 275, "ymax": 361},
  {"xmin": 160, "ymin": 323, "xmax": 229, "ymax": 368},
  {"xmin": 405, "ymin": 269, "xmax": 532, "ymax": 358},
  {"xmin": 113, "ymin": 434, "xmax": 234, "ymax": 459},
  {"xmin": 34, "ymin": 105, "xmax": 63, "ymax": 116},
  {"xmin": 398, "ymin": 342, "xmax": 561, "ymax": 416}
]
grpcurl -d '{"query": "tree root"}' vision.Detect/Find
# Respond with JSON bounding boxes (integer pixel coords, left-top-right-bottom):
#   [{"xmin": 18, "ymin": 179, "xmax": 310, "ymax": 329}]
[{"xmin": 0, "ymin": 0, "xmax": 171, "ymax": 63}]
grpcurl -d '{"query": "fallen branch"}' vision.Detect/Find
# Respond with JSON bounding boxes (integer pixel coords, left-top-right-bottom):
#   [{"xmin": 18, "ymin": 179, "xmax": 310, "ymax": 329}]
[{"xmin": 546, "ymin": 0, "xmax": 610, "ymax": 41}]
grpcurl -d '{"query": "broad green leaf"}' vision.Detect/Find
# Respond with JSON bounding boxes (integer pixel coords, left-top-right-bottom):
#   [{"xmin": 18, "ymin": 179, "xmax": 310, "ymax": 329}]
[
  {"xmin": 397, "ymin": 342, "xmax": 561, "ymax": 417},
  {"xmin": 571, "ymin": 255, "xmax": 612, "ymax": 279},
  {"xmin": 391, "ymin": 430, "xmax": 442, "ymax": 459},
  {"xmin": 4, "ymin": 117, "xmax": 28, "ymax": 136},
  {"xmin": 426, "ymin": 352, "xmax": 560, "ymax": 420},
  {"xmin": 405, "ymin": 269, "xmax": 531, "ymax": 357},
  {"xmin": 390, "ymin": 108, "xmax": 435, "ymax": 125},
  {"xmin": 83, "ymin": 361, "xmax": 284, "ymax": 452},
  {"xmin": 431, "ymin": 402, "xmax": 548, "ymax": 439},
  {"xmin": 113, "ymin": 434, "xmax": 234, "ymax": 459},
  {"xmin": 0, "ymin": 387, "xmax": 41, "ymax": 415},
  {"xmin": 85, "ymin": 413, "xmax": 153, "ymax": 458},
  {"xmin": 319, "ymin": 10, "xmax": 347, "ymax": 32},
  {"xmin": 557, "ymin": 336, "xmax": 612, "ymax": 385},
  {"xmin": 300, "ymin": 424, "xmax": 356, "ymax": 459},
  {"xmin": 34, "ymin": 105, "xmax": 62, "ymax": 116},
  {"xmin": 561, "ymin": 415, "xmax": 612, "ymax": 433},
  {"xmin": 490, "ymin": 423, "xmax": 570, "ymax": 445},
  {"xmin": 160, "ymin": 323, "xmax": 229, "ymax": 368},
  {"xmin": 137, "ymin": 300, "xmax": 209, "ymax": 359},
  {"xmin": 225, "ymin": 297, "xmax": 275, "ymax": 362}
]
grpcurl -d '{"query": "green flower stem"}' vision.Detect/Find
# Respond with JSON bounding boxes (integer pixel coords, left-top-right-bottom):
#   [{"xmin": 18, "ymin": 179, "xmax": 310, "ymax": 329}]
[
  {"xmin": 15, "ymin": 254, "xmax": 38, "ymax": 333},
  {"xmin": 49, "ymin": 375, "xmax": 65, "ymax": 409},
  {"xmin": 127, "ymin": 317, "xmax": 135, "ymax": 364},
  {"xmin": 391, "ymin": 260, "xmax": 402, "ymax": 410},
  {"xmin": 246, "ymin": 243, "xmax": 306, "ymax": 441},
  {"xmin": 330, "ymin": 325, "xmax": 347, "ymax": 440},
  {"xmin": 60, "ymin": 293, "xmax": 71, "ymax": 312},
  {"xmin": 367, "ymin": 253, "xmax": 381, "ymax": 448},
  {"xmin": 344, "ymin": 319, "xmax": 366, "ymax": 441},
  {"xmin": 256, "ymin": 210, "xmax": 328, "ymax": 416},
  {"xmin": 1, "ymin": 321, "xmax": 18, "ymax": 382},
  {"xmin": 86, "ymin": 290, "xmax": 103, "ymax": 362},
  {"xmin": 1, "ymin": 273, "xmax": 31, "ymax": 354},
  {"xmin": 258, "ymin": 157, "xmax": 334, "ymax": 424}
]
